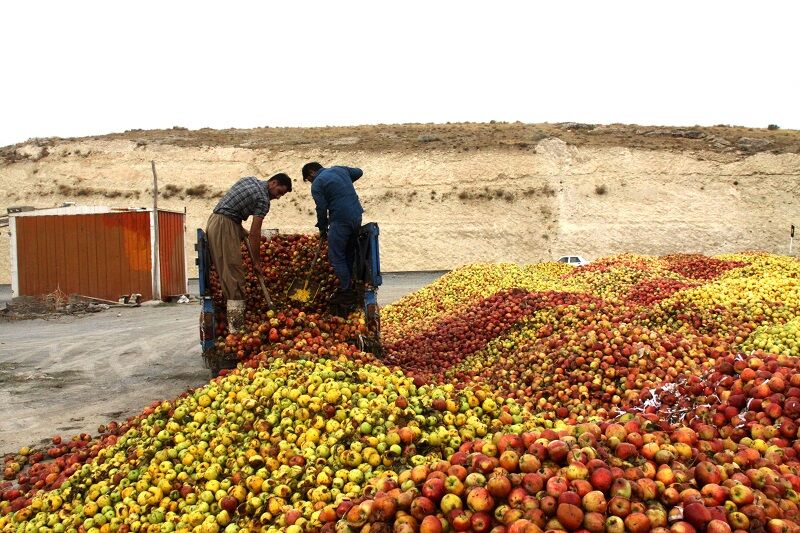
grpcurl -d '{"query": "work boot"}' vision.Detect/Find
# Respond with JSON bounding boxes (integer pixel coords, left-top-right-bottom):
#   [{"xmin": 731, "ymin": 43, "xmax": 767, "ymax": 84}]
[
  {"xmin": 332, "ymin": 288, "xmax": 357, "ymax": 306},
  {"xmin": 226, "ymin": 300, "xmax": 245, "ymax": 333}
]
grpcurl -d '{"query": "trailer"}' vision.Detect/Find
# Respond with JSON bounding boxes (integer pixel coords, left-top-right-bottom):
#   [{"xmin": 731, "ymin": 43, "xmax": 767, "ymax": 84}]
[{"xmin": 196, "ymin": 224, "xmax": 383, "ymax": 375}]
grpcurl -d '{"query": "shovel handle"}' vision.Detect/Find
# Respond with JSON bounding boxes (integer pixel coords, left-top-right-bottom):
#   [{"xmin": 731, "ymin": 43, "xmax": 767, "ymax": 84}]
[
  {"xmin": 310, "ymin": 238, "xmax": 323, "ymax": 270},
  {"xmin": 244, "ymin": 239, "xmax": 275, "ymax": 309},
  {"xmin": 297, "ymin": 238, "xmax": 323, "ymax": 288}
]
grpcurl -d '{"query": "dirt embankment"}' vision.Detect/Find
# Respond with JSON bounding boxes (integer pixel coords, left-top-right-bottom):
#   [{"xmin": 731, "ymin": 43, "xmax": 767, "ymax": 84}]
[{"xmin": 1, "ymin": 122, "xmax": 799, "ymax": 284}]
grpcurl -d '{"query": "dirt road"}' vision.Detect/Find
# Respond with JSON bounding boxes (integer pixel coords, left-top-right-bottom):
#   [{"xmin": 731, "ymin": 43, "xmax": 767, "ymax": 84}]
[{"xmin": 0, "ymin": 272, "xmax": 443, "ymax": 455}]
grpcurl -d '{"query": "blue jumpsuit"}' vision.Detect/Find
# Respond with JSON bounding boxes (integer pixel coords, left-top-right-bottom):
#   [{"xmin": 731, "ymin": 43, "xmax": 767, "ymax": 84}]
[{"xmin": 310, "ymin": 166, "xmax": 364, "ymax": 290}]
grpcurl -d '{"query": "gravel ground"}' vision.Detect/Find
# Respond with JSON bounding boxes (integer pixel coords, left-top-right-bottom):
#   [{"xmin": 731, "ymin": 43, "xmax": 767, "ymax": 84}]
[{"xmin": 0, "ymin": 271, "xmax": 444, "ymax": 455}]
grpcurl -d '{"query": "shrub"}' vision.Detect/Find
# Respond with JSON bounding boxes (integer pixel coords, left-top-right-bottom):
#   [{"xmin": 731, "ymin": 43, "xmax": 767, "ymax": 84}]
[
  {"xmin": 417, "ymin": 134, "xmax": 440, "ymax": 143},
  {"xmin": 162, "ymin": 184, "xmax": 184, "ymax": 199},
  {"xmin": 185, "ymin": 184, "xmax": 210, "ymax": 197}
]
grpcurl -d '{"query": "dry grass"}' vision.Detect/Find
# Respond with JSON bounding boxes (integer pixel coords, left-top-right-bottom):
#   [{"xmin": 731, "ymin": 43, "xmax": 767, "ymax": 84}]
[{"xmin": 53, "ymin": 182, "xmax": 139, "ymax": 199}]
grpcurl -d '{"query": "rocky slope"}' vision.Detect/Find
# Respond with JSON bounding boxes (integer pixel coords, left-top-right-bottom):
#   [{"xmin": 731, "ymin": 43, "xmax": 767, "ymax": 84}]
[{"xmin": 1, "ymin": 122, "xmax": 798, "ymax": 285}]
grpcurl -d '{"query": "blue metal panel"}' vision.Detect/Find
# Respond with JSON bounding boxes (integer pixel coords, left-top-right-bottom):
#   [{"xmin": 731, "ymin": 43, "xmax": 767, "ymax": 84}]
[
  {"xmin": 196, "ymin": 228, "xmax": 216, "ymax": 353},
  {"xmin": 359, "ymin": 222, "xmax": 382, "ymax": 287}
]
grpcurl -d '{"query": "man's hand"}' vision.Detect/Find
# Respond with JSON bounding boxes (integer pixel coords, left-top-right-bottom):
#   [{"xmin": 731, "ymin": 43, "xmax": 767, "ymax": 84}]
[{"xmin": 319, "ymin": 228, "xmax": 328, "ymax": 241}]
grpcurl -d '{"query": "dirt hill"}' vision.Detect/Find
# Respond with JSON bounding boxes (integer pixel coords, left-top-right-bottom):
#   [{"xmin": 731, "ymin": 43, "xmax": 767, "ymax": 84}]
[{"xmin": 1, "ymin": 122, "xmax": 799, "ymax": 286}]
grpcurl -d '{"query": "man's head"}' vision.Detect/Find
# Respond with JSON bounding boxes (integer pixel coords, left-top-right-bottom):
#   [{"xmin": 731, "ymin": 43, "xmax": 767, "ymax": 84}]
[
  {"xmin": 302, "ymin": 162, "xmax": 323, "ymax": 183},
  {"xmin": 267, "ymin": 173, "xmax": 292, "ymax": 199}
]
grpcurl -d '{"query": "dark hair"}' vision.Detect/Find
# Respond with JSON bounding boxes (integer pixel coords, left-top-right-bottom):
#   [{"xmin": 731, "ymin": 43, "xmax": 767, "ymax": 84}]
[
  {"xmin": 268, "ymin": 173, "xmax": 292, "ymax": 192},
  {"xmin": 302, "ymin": 162, "xmax": 323, "ymax": 181}
]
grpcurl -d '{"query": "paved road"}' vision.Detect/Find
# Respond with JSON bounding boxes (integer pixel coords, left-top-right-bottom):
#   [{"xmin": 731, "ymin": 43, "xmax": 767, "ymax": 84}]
[{"xmin": 0, "ymin": 271, "xmax": 444, "ymax": 454}]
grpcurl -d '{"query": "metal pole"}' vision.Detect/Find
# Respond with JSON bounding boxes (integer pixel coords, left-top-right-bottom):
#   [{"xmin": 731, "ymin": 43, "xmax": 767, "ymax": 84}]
[{"xmin": 151, "ymin": 161, "xmax": 161, "ymax": 300}]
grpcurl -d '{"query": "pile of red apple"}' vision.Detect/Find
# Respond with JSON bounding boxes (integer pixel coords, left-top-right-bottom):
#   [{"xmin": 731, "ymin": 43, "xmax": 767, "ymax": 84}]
[
  {"xmin": 625, "ymin": 278, "xmax": 696, "ymax": 306},
  {"xmin": 661, "ymin": 254, "xmax": 747, "ymax": 281},
  {"xmin": 317, "ymin": 353, "xmax": 800, "ymax": 533},
  {"xmin": 207, "ymin": 233, "xmax": 370, "ymax": 361},
  {"xmin": 1, "ymin": 419, "xmax": 139, "ymax": 510},
  {"xmin": 209, "ymin": 233, "xmax": 339, "ymax": 320},
  {"xmin": 215, "ymin": 306, "xmax": 371, "ymax": 363}
]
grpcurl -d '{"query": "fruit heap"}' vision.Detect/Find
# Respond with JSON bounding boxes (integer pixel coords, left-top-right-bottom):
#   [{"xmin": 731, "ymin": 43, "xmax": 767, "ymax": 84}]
[
  {"xmin": 1, "ymin": 358, "xmax": 539, "ymax": 532},
  {"xmin": 209, "ymin": 234, "xmax": 339, "ymax": 319},
  {"xmin": 319, "ymin": 350, "xmax": 800, "ymax": 533},
  {"xmin": 661, "ymin": 254, "xmax": 747, "ymax": 281},
  {"xmin": 624, "ymin": 278, "xmax": 697, "ymax": 307},
  {"xmin": 384, "ymin": 291, "xmax": 605, "ymax": 378},
  {"xmin": 208, "ymin": 234, "xmax": 349, "ymax": 362},
  {"xmin": 214, "ymin": 309, "xmax": 368, "ymax": 363},
  {"xmin": 383, "ymin": 253, "xmax": 800, "ymax": 422},
  {"xmin": 4, "ymin": 250, "xmax": 800, "ymax": 533},
  {"xmin": 380, "ymin": 263, "xmax": 574, "ymax": 344},
  {"xmin": 1, "ymin": 422, "xmax": 134, "ymax": 509},
  {"xmin": 740, "ymin": 317, "xmax": 800, "ymax": 357}
]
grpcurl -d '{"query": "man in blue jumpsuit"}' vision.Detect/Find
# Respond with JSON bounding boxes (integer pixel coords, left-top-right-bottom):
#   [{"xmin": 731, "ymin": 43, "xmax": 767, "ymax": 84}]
[{"xmin": 302, "ymin": 162, "xmax": 364, "ymax": 306}]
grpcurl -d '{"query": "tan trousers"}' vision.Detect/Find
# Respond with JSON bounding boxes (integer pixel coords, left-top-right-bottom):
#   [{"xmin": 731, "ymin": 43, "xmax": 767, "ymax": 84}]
[{"xmin": 206, "ymin": 214, "xmax": 248, "ymax": 300}]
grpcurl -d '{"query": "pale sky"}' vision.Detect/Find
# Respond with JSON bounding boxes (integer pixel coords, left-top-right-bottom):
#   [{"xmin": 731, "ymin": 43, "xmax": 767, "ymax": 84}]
[{"xmin": 1, "ymin": 0, "xmax": 798, "ymax": 148}]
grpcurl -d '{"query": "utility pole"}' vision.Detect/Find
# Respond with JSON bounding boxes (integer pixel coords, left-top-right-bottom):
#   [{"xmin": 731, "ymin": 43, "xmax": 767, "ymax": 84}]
[{"xmin": 151, "ymin": 161, "xmax": 161, "ymax": 300}]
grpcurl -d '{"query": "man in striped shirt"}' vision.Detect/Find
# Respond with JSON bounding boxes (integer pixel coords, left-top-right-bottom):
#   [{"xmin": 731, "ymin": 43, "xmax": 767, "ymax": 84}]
[{"xmin": 206, "ymin": 173, "xmax": 292, "ymax": 332}]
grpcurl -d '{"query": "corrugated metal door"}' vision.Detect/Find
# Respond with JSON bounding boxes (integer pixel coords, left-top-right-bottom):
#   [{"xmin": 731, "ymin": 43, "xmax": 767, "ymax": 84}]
[
  {"xmin": 15, "ymin": 212, "xmax": 153, "ymax": 301},
  {"xmin": 157, "ymin": 211, "xmax": 187, "ymax": 297}
]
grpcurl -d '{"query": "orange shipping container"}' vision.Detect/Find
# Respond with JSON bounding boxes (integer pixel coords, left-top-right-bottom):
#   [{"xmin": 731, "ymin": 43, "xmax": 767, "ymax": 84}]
[{"xmin": 10, "ymin": 206, "xmax": 187, "ymax": 302}]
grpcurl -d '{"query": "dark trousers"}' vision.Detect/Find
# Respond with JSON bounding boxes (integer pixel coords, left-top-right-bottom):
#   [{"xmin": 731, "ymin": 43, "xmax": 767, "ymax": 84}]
[{"xmin": 328, "ymin": 218, "xmax": 361, "ymax": 290}]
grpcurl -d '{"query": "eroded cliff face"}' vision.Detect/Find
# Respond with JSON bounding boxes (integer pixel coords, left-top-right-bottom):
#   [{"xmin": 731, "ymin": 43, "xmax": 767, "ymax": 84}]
[{"xmin": 1, "ymin": 130, "xmax": 799, "ymax": 285}]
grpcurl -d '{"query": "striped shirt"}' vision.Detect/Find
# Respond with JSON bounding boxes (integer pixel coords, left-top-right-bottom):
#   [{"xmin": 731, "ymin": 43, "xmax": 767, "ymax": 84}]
[{"xmin": 213, "ymin": 177, "xmax": 270, "ymax": 224}]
